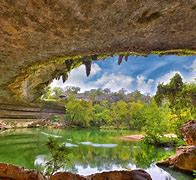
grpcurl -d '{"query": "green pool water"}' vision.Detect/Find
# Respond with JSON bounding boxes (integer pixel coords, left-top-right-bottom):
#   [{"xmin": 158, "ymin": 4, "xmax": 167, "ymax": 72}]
[{"xmin": 0, "ymin": 128, "xmax": 193, "ymax": 180}]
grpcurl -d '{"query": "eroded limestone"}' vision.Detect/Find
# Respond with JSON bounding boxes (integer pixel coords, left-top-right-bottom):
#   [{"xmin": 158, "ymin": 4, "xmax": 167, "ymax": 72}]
[{"xmin": 0, "ymin": 0, "xmax": 196, "ymax": 103}]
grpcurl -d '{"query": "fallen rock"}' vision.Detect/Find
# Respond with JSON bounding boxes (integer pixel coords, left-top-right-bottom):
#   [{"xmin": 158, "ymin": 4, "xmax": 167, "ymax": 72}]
[
  {"xmin": 50, "ymin": 172, "xmax": 85, "ymax": 180},
  {"xmin": 157, "ymin": 146, "xmax": 196, "ymax": 173},
  {"xmin": 0, "ymin": 163, "xmax": 44, "ymax": 180},
  {"xmin": 121, "ymin": 135, "xmax": 144, "ymax": 141},
  {"xmin": 87, "ymin": 170, "xmax": 152, "ymax": 180},
  {"xmin": 50, "ymin": 170, "xmax": 151, "ymax": 180},
  {"xmin": 181, "ymin": 120, "xmax": 196, "ymax": 145}
]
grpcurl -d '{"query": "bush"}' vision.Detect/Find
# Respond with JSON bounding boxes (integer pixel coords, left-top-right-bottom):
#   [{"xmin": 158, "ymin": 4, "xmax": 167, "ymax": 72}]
[{"xmin": 44, "ymin": 137, "xmax": 69, "ymax": 177}]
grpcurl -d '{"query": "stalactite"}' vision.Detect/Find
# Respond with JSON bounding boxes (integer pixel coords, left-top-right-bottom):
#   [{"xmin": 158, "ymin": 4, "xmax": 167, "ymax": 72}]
[
  {"xmin": 92, "ymin": 54, "xmax": 98, "ymax": 61},
  {"xmin": 82, "ymin": 58, "xmax": 92, "ymax": 77},
  {"xmin": 62, "ymin": 73, "xmax": 68, "ymax": 83},
  {"xmin": 65, "ymin": 59, "xmax": 72, "ymax": 71},
  {"xmin": 56, "ymin": 76, "xmax": 61, "ymax": 80},
  {"xmin": 125, "ymin": 55, "xmax": 128, "ymax": 62},
  {"xmin": 118, "ymin": 55, "xmax": 123, "ymax": 65}
]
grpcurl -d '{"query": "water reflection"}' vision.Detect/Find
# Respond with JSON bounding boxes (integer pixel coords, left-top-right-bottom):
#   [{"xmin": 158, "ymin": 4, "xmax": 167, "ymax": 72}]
[
  {"xmin": 80, "ymin": 141, "xmax": 117, "ymax": 147},
  {"xmin": 0, "ymin": 128, "xmax": 193, "ymax": 180},
  {"xmin": 65, "ymin": 142, "xmax": 78, "ymax": 147}
]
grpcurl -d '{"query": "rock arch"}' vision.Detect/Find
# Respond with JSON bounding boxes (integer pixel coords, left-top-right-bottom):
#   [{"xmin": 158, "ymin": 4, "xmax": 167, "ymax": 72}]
[{"xmin": 0, "ymin": 0, "xmax": 196, "ymax": 103}]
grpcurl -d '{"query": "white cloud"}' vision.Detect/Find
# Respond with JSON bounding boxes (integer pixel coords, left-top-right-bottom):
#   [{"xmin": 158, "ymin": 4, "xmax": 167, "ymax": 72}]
[
  {"xmin": 50, "ymin": 59, "xmax": 196, "ymax": 95},
  {"xmin": 50, "ymin": 63, "xmax": 134, "ymax": 92},
  {"xmin": 184, "ymin": 58, "xmax": 196, "ymax": 72},
  {"xmin": 135, "ymin": 75, "xmax": 154, "ymax": 94},
  {"xmin": 94, "ymin": 73, "xmax": 134, "ymax": 92},
  {"xmin": 191, "ymin": 59, "xmax": 196, "ymax": 72},
  {"xmin": 156, "ymin": 71, "xmax": 182, "ymax": 85},
  {"xmin": 156, "ymin": 69, "xmax": 195, "ymax": 85}
]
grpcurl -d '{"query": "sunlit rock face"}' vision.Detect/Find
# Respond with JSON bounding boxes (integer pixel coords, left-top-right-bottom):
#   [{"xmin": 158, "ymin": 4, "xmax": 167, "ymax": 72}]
[
  {"xmin": 0, "ymin": 163, "xmax": 44, "ymax": 180},
  {"xmin": 0, "ymin": 0, "xmax": 196, "ymax": 102},
  {"xmin": 181, "ymin": 120, "xmax": 196, "ymax": 145},
  {"xmin": 50, "ymin": 170, "xmax": 152, "ymax": 180},
  {"xmin": 157, "ymin": 146, "xmax": 196, "ymax": 173}
]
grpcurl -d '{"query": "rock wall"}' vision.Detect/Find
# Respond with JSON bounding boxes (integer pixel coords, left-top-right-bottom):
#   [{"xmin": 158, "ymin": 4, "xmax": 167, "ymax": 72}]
[
  {"xmin": 181, "ymin": 120, "xmax": 196, "ymax": 145},
  {"xmin": 0, "ymin": 102, "xmax": 65, "ymax": 127},
  {"xmin": 0, "ymin": 0, "xmax": 196, "ymax": 103}
]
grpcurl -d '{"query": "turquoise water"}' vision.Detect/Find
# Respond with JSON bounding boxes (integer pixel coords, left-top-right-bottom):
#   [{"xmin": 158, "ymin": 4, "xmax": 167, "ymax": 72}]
[{"xmin": 0, "ymin": 128, "xmax": 193, "ymax": 180}]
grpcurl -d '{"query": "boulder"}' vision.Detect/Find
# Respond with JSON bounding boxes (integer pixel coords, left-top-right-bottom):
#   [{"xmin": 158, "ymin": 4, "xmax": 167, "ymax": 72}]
[
  {"xmin": 181, "ymin": 120, "xmax": 196, "ymax": 145},
  {"xmin": 0, "ymin": 163, "xmax": 44, "ymax": 180},
  {"xmin": 50, "ymin": 170, "xmax": 152, "ymax": 180},
  {"xmin": 87, "ymin": 170, "xmax": 152, "ymax": 180},
  {"xmin": 50, "ymin": 172, "xmax": 85, "ymax": 180},
  {"xmin": 157, "ymin": 146, "xmax": 196, "ymax": 173}
]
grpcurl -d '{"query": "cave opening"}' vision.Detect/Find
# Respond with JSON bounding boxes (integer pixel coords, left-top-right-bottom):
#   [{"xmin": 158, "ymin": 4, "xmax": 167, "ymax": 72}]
[{"xmin": 44, "ymin": 54, "xmax": 196, "ymax": 101}]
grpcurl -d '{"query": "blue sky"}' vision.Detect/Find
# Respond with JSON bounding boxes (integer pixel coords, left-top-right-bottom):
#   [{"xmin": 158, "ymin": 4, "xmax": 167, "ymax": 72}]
[{"xmin": 51, "ymin": 55, "xmax": 196, "ymax": 95}]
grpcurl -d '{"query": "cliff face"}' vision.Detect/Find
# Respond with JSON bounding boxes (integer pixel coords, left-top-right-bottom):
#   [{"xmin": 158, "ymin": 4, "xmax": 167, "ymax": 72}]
[{"xmin": 0, "ymin": 0, "xmax": 196, "ymax": 103}]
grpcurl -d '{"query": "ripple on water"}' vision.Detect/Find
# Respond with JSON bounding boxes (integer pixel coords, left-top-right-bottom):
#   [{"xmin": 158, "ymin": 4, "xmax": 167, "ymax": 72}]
[
  {"xmin": 64, "ymin": 142, "xmax": 78, "ymax": 147},
  {"xmin": 80, "ymin": 141, "xmax": 117, "ymax": 148},
  {"xmin": 41, "ymin": 132, "xmax": 62, "ymax": 138}
]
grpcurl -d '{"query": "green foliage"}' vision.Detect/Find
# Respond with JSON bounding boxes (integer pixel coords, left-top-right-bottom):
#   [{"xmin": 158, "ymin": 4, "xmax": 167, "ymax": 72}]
[
  {"xmin": 127, "ymin": 102, "xmax": 144, "ymax": 129},
  {"xmin": 42, "ymin": 73, "xmax": 195, "ymax": 147},
  {"xmin": 110, "ymin": 101, "xmax": 128, "ymax": 128},
  {"xmin": 142, "ymin": 101, "xmax": 167, "ymax": 144},
  {"xmin": 193, "ymin": 170, "xmax": 196, "ymax": 180},
  {"xmin": 52, "ymin": 87, "xmax": 65, "ymax": 98},
  {"xmin": 65, "ymin": 96, "xmax": 93, "ymax": 127},
  {"xmin": 45, "ymin": 137, "xmax": 69, "ymax": 177},
  {"xmin": 92, "ymin": 101, "xmax": 111, "ymax": 127},
  {"xmin": 41, "ymin": 86, "xmax": 53, "ymax": 100},
  {"xmin": 155, "ymin": 73, "xmax": 196, "ymax": 137},
  {"xmin": 65, "ymin": 86, "xmax": 80, "ymax": 95},
  {"xmin": 155, "ymin": 73, "xmax": 183, "ymax": 108}
]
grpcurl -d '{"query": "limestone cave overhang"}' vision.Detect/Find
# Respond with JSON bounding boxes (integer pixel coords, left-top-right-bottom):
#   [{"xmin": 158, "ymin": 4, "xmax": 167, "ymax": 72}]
[{"xmin": 0, "ymin": 0, "xmax": 196, "ymax": 103}]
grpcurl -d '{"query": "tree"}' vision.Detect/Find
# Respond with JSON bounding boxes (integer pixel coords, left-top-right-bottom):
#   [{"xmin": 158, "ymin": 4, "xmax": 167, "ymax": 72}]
[
  {"xmin": 154, "ymin": 73, "xmax": 196, "ymax": 136},
  {"xmin": 65, "ymin": 86, "xmax": 80, "ymax": 95},
  {"xmin": 128, "ymin": 90, "xmax": 143, "ymax": 102},
  {"xmin": 45, "ymin": 137, "xmax": 69, "ymax": 177},
  {"xmin": 110, "ymin": 101, "xmax": 128, "ymax": 128},
  {"xmin": 92, "ymin": 101, "xmax": 111, "ymax": 127},
  {"xmin": 103, "ymin": 88, "xmax": 111, "ymax": 94},
  {"xmin": 52, "ymin": 87, "xmax": 65, "ymax": 98},
  {"xmin": 141, "ymin": 100, "xmax": 170, "ymax": 143},
  {"xmin": 41, "ymin": 86, "xmax": 52, "ymax": 100},
  {"xmin": 127, "ymin": 102, "xmax": 144, "ymax": 130},
  {"xmin": 155, "ymin": 73, "xmax": 183, "ymax": 109},
  {"xmin": 65, "ymin": 96, "xmax": 93, "ymax": 127}
]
